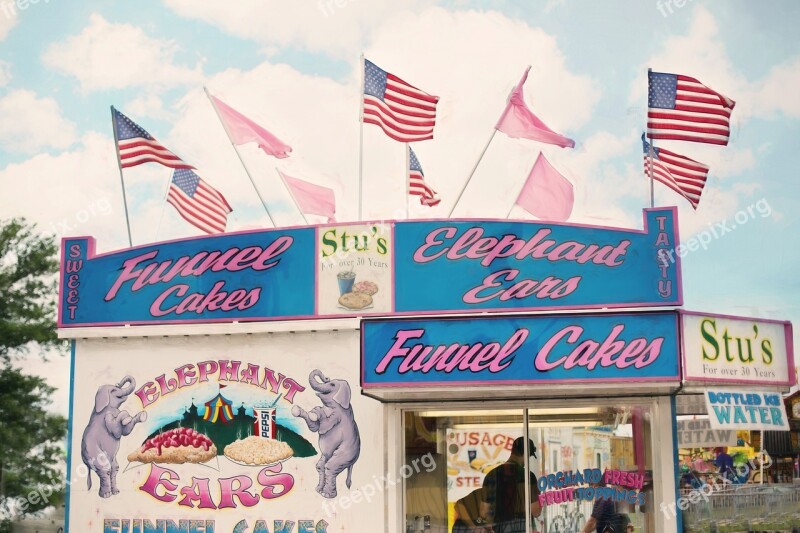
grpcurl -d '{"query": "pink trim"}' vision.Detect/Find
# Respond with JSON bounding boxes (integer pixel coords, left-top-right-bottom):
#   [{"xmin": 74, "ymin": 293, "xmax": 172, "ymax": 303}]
[
  {"xmin": 679, "ymin": 309, "xmax": 793, "ymax": 326},
  {"xmin": 57, "ymin": 237, "xmax": 97, "ymax": 328},
  {"xmin": 786, "ymin": 322, "xmax": 796, "ymax": 386},
  {"xmin": 666, "ymin": 206, "xmax": 686, "ymax": 306},
  {"xmin": 391, "ymin": 222, "xmax": 396, "ymax": 313},
  {"xmin": 69, "ymin": 208, "xmax": 678, "ymax": 263},
  {"xmin": 314, "ymin": 227, "xmax": 319, "ymax": 317},
  {"xmin": 684, "ymin": 376, "xmax": 794, "ymax": 387},
  {"xmin": 57, "ymin": 239, "xmax": 67, "ymax": 327},
  {"xmin": 362, "ymin": 376, "xmax": 680, "ymax": 389}
]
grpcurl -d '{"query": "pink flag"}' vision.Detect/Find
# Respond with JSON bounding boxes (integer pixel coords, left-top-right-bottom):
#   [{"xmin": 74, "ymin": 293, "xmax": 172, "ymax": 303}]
[
  {"xmin": 495, "ymin": 67, "xmax": 576, "ymax": 149},
  {"xmin": 210, "ymin": 95, "xmax": 292, "ymax": 158},
  {"xmin": 279, "ymin": 170, "xmax": 336, "ymax": 223},
  {"xmin": 514, "ymin": 153, "xmax": 574, "ymax": 221}
]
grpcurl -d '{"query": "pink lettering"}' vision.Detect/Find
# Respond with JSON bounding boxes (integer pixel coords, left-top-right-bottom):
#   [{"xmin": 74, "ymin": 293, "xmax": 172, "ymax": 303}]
[
  {"xmin": 413, "ymin": 227, "xmax": 457, "ymax": 263},
  {"xmin": 373, "ymin": 328, "xmax": 526, "ymax": 375},
  {"xmin": 197, "ymin": 361, "xmax": 218, "ymax": 382},
  {"xmin": 375, "ymin": 329, "xmax": 425, "ymax": 373},
  {"xmin": 135, "ymin": 382, "xmax": 159, "ymax": 408},
  {"xmin": 105, "ymin": 251, "xmax": 159, "ymax": 300},
  {"xmin": 178, "ymin": 477, "xmax": 217, "ymax": 509},
  {"xmin": 535, "ymin": 325, "xmax": 663, "ymax": 373},
  {"xmin": 105, "ymin": 238, "xmax": 292, "ymax": 301},
  {"xmin": 139, "ymin": 464, "xmax": 179, "ymax": 502},
  {"xmin": 175, "ymin": 364, "xmax": 198, "ymax": 388},
  {"xmin": 154, "ymin": 374, "xmax": 178, "ymax": 395},
  {"xmin": 217, "ymin": 475, "xmax": 260, "ymax": 509},
  {"xmin": 463, "ymin": 270, "xmax": 581, "ymax": 305},
  {"xmin": 257, "ymin": 463, "xmax": 295, "ymax": 499},
  {"xmin": 149, "ymin": 284, "xmax": 189, "ymax": 317}
]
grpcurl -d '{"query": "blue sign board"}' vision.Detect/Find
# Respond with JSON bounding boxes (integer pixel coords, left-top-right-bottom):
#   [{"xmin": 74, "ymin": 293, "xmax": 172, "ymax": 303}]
[
  {"xmin": 394, "ymin": 208, "xmax": 681, "ymax": 313},
  {"xmin": 59, "ymin": 229, "xmax": 316, "ymax": 326},
  {"xmin": 58, "ymin": 208, "xmax": 682, "ymax": 327},
  {"xmin": 361, "ymin": 312, "xmax": 680, "ymax": 387}
]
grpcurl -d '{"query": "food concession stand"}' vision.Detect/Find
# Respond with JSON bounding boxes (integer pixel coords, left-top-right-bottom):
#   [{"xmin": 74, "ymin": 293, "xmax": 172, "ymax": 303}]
[{"xmin": 58, "ymin": 208, "xmax": 793, "ymax": 533}]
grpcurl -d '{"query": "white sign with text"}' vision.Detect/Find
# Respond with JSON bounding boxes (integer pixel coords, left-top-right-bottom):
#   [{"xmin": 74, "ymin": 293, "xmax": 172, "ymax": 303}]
[
  {"xmin": 676, "ymin": 417, "xmax": 738, "ymax": 448},
  {"xmin": 682, "ymin": 313, "xmax": 792, "ymax": 386},
  {"xmin": 705, "ymin": 390, "xmax": 790, "ymax": 431}
]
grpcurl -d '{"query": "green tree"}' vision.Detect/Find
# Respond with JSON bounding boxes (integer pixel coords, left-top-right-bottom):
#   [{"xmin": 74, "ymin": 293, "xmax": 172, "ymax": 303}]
[
  {"xmin": 0, "ymin": 218, "xmax": 61, "ymax": 362},
  {"xmin": 0, "ymin": 218, "xmax": 67, "ymax": 532},
  {"xmin": 0, "ymin": 368, "xmax": 67, "ymax": 530}
]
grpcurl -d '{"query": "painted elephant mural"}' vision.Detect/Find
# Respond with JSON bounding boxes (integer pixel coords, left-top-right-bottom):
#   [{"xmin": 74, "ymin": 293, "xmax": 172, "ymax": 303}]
[
  {"xmin": 81, "ymin": 375, "xmax": 147, "ymax": 498},
  {"xmin": 292, "ymin": 369, "xmax": 360, "ymax": 499}
]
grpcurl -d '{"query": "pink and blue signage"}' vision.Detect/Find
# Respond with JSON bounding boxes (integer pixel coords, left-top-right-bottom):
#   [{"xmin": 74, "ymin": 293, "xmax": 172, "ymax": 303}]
[
  {"xmin": 394, "ymin": 208, "xmax": 681, "ymax": 313},
  {"xmin": 59, "ymin": 228, "xmax": 316, "ymax": 326},
  {"xmin": 58, "ymin": 208, "xmax": 681, "ymax": 327},
  {"xmin": 361, "ymin": 312, "xmax": 680, "ymax": 387}
]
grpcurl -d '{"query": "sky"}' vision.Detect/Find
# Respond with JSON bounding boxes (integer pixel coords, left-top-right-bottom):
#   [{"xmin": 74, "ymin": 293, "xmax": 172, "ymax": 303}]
[{"xmin": 0, "ymin": 1, "xmax": 798, "ymax": 414}]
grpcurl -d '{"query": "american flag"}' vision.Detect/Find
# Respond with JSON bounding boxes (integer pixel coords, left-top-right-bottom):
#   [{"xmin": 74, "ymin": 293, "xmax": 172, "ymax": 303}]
[
  {"xmin": 647, "ymin": 71, "xmax": 735, "ymax": 146},
  {"xmin": 167, "ymin": 168, "xmax": 232, "ymax": 234},
  {"xmin": 408, "ymin": 147, "xmax": 440, "ymax": 206},
  {"xmin": 112, "ymin": 107, "xmax": 194, "ymax": 169},
  {"xmin": 363, "ymin": 59, "xmax": 439, "ymax": 142},
  {"xmin": 642, "ymin": 135, "xmax": 709, "ymax": 209}
]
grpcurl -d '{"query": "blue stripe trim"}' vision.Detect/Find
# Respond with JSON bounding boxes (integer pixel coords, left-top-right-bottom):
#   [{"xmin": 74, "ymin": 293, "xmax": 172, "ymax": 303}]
[{"xmin": 64, "ymin": 339, "xmax": 76, "ymax": 533}]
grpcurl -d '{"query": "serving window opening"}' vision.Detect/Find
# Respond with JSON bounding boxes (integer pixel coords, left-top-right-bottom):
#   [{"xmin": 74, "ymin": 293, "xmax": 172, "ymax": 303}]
[{"xmin": 403, "ymin": 403, "xmax": 656, "ymax": 533}]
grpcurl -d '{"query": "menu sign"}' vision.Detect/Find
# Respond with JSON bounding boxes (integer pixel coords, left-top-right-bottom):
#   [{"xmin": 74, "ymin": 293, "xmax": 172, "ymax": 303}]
[
  {"xmin": 361, "ymin": 312, "xmax": 680, "ymax": 388},
  {"xmin": 682, "ymin": 312, "xmax": 794, "ymax": 387},
  {"xmin": 59, "ymin": 209, "xmax": 682, "ymax": 327}
]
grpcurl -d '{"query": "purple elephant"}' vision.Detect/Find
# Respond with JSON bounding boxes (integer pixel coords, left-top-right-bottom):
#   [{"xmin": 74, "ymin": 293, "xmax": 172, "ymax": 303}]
[
  {"xmin": 80, "ymin": 375, "xmax": 147, "ymax": 498},
  {"xmin": 292, "ymin": 369, "xmax": 360, "ymax": 499}
]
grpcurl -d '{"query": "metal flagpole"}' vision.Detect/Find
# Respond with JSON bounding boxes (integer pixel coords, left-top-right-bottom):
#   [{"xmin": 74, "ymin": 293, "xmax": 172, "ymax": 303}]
[
  {"xmin": 110, "ymin": 106, "xmax": 134, "ymax": 247},
  {"xmin": 405, "ymin": 143, "xmax": 410, "ymax": 219},
  {"xmin": 648, "ymin": 138, "xmax": 655, "ymax": 209},
  {"xmin": 647, "ymin": 69, "xmax": 655, "ymax": 209},
  {"xmin": 275, "ymin": 167, "xmax": 309, "ymax": 225},
  {"xmin": 448, "ymin": 128, "xmax": 498, "ymax": 217},
  {"xmin": 358, "ymin": 53, "xmax": 365, "ymax": 222},
  {"xmin": 203, "ymin": 87, "xmax": 276, "ymax": 227}
]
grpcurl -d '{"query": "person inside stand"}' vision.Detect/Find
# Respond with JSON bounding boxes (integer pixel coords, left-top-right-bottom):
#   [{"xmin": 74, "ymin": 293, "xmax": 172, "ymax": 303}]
[
  {"xmin": 581, "ymin": 477, "xmax": 632, "ymax": 533},
  {"xmin": 481, "ymin": 437, "xmax": 542, "ymax": 533},
  {"xmin": 452, "ymin": 487, "xmax": 491, "ymax": 533},
  {"xmin": 714, "ymin": 447, "xmax": 735, "ymax": 482}
]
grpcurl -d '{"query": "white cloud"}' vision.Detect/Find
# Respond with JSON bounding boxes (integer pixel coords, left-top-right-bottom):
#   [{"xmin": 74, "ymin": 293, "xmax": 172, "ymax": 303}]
[
  {"xmin": 631, "ymin": 7, "xmax": 748, "ymax": 116},
  {"xmin": 0, "ymin": 131, "xmax": 169, "ymax": 251},
  {"xmin": 42, "ymin": 14, "xmax": 203, "ymax": 92},
  {"xmin": 634, "ymin": 5, "xmax": 800, "ymax": 126},
  {"xmin": 0, "ymin": 4, "xmax": 17, "ymax": 40},
  {"xmin": 751, "ymin": 57, "xmax": 800, "ymax": 119},
  {"xmin": 0, "ymin": 89, "xmax": 77, "ymax": 153},
  {"xmin": 156, "ymin": 8, "xmax": 599, "ymax": 226},
  {"xmin": 163, "ymin": 0, "xmax": 432, "ymax": 59},
  {"xmin": 124, "ymin": 94, "xmax": 173, "ymax": 121}
]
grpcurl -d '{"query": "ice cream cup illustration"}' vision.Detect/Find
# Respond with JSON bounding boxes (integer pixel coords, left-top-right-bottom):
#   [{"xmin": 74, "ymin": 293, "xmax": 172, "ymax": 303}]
[{"xmin": 337, "ymin": 270, "xmax": 356, "ymax": 295}]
